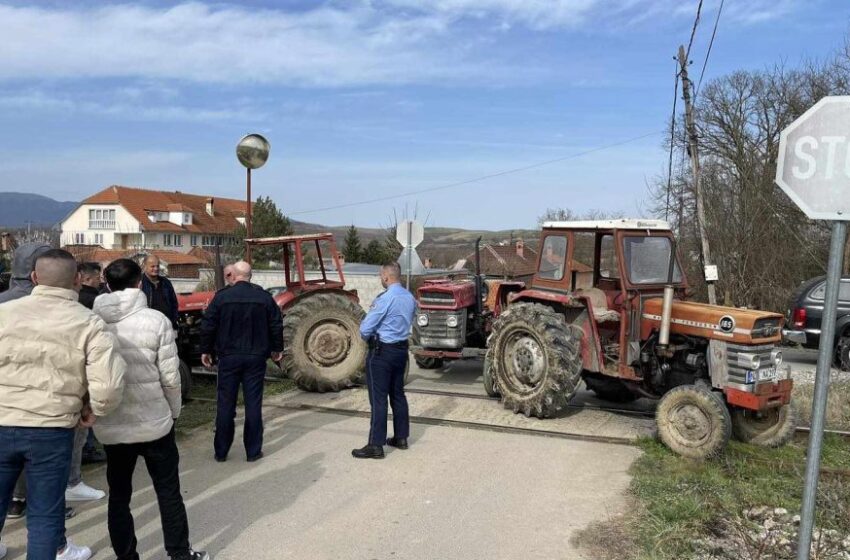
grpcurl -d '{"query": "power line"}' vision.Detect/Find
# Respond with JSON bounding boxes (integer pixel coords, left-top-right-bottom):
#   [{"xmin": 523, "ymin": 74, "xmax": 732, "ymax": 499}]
[
  {"xmin": 685, "ymin": 0, "xmax": 704, "ymax": 60},
  {"xmin": 289, "ymin": 131, "xmax": 662, "ymax": 217},
  {"xmin": 665, "ymin": 60, "xmax": 680, "ymax": 222},
  {"xmin": 695, "ymin": 0, "xmax": 724, "ymax": 98}
]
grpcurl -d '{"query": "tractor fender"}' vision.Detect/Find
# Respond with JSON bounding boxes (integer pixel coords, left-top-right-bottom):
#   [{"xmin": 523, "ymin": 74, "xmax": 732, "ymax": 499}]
[
  {"xmin": 277, "ymin": 287, "xmax": 360, "ymax": 313},
  {"xmin": 507, "ymin": 289, "xmax": 604, "ymax": 374}
]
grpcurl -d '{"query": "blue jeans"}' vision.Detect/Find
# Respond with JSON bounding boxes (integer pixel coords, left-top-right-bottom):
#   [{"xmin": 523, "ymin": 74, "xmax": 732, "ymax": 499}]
[
  {"xmin": 0, "ymin": 426, "xmax": 74, "ymax": 560},
  {"xmin": 215, "ymin": 355, "xmax": 266, "ymax": 460}
]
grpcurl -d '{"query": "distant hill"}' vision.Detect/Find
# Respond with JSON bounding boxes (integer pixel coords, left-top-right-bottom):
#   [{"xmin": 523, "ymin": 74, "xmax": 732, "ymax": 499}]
[{"xmin": 0, "ymin": 192, "xmax": 77, "ymax": 228}]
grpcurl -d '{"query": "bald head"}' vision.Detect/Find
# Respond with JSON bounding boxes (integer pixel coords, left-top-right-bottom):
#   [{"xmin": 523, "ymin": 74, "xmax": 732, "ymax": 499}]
[
  {"xmin": 231, "ymin": 261, "xmax": 252, "ymax": 283},
  {"xmin": 143, "ymin": 254, "xmax": 160, "ymax": 279},
  {"xmin": 32, "ymin": 249, "xmax": 80, "ymax": 290}
]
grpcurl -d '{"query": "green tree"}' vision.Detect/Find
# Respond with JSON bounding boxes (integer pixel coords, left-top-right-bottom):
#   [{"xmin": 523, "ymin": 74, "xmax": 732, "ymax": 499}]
[
  {"xmin": 383, "ymin": 226, "xmax": 402, "ymax": 263},
  {"xmin": 228, "ymin": 196, "xmax": 293, "ymax": 268},
  {"xmin": 362, "ymin": 239, "xmax": 385, "ymax": 264},
  {"xmin": 342, "ymin": 225, "xmax": 362, "ymax": 262}
]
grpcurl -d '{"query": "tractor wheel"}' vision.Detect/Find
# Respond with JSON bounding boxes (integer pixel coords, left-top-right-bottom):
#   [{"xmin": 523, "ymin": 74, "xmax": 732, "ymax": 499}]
[
  {"xmin": 656, "ymin": 385, "xmax": 731, "ymax": 459},
  {"xmin": 179, "ymin": 359, "xmax": 192, "ymax": 403},
  {"xmin": 414, "ymin": 356, "xmax": 444, "ymax": 369},
  {"xmin": 282, "ymin": 293, "xmax": 367, "ymax": 392},
  {"xmin": 730, "ymin": 403, "xmax": 797, "ymax": 448},
  {"xmin": 835, "ymin": 335, "xmax": 850, "ymax": 371},
  {"xmin": 583, "ymin": 373, "xmax": 638, "ymax": 403},
  {"xmin": 489, "ymin": 302, "xmax": 583, "ymax": 417},
  {"xmin": 482, "ymin": 351, "xmax": 500, "ymax": 397}
]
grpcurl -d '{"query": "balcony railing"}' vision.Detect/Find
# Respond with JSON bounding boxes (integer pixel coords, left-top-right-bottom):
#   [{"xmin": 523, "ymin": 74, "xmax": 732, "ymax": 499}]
[{"xmin": 88, "ymin": 220, "xmax": 115, "ymax": 230}]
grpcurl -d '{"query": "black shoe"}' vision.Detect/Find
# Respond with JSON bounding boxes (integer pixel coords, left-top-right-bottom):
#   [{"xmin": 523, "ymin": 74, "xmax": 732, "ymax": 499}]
[
  {"xmin": 171, "ymin": 550, "xmax": 211, "ymax": 560},
  {"xmin": 386, "ymin": 437, "xmax": 409, "ymax": 450},
  {"xmin": 246, "ymin": 452, "xmax": 264, "ymax": 463},
  {"xmin": 214, "ymin": 455, "xmax": 227, "ymax": 463},
  {"xmin": 6, "ymin": 499, "xmax": 25, "ymax": 519},
  {"xmin": 64, "ymin": 507, "xmax": 76, "ymax": 520},
  {"xmin": 351, "ymin": 445, "xmax": 385, "ymax": 459}
]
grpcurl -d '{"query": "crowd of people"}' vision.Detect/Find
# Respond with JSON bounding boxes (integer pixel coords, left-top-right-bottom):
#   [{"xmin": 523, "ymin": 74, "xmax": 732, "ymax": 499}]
[{"xmin": 0, "ymin": 243, "xmax": 416, "ymax": 560}]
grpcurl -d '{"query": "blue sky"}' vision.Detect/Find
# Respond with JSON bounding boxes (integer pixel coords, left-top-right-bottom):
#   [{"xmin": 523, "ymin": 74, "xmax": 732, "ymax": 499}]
[{"xmin": 0, "ymin": 0, "xmax": 846, "ymax": 229}]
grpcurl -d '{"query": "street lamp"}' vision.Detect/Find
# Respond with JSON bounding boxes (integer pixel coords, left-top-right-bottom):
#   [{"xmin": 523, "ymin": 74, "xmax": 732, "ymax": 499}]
[{"xmin": 236, "ymin": 133, "xmax": 271, "ymax": 263}]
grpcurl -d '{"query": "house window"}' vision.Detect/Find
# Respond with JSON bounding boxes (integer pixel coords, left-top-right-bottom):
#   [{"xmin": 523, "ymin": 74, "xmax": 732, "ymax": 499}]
[
  {"xmin": 94, "ymin": 233, "xmax": 104, "ymax": 245},
  {"xmin": 74, "ymin": 233, "xmax": 85, "ymax": 244},
  {"xmin": 88, "ymin": 208, "xmax": 116, "ymax": 229},
  {"xmin": 173, "ymin": 235, "xmax": 183, "ymax": 247},
  {"xmin": 191, "ymin": 235, "xmax": 198, "ymax": 247},
  {"xmin": 164, "ymin": 234, "xmax": 173, "ymax": 246}
]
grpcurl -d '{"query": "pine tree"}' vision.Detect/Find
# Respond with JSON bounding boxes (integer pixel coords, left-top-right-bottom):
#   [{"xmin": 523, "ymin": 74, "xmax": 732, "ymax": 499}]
[
  {"xmin": 362, "ymin": 239, "xmax": 384, "ymax": 264},
  {"xmin": 228, "ymin": 196, "xmax": 293, "ymax": 267},
  {"xmin": 342, "ymin": 225, "xmax": 362, "ymax": 262}
]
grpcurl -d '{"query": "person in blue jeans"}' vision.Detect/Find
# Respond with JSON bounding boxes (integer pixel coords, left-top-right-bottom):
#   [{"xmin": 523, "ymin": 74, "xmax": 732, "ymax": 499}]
[
  {"xmin": 0, "ymin": 249, "xmax": 126, "ymax": 560},
  {"xmin": 352, "ymin": 262, "xmax": 416, "ymax": 459},
  {"xmin": 199, "ymin": 261, "xmax": 283, "ymax": 462}
]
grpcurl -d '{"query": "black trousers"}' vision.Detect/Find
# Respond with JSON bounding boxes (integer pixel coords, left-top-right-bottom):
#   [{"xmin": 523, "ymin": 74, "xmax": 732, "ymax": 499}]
[
  {"xmin": 104, "ymin": 428, "xmax": 190, "ymax": 560},
  {"xmin": 215, "ymin": 354, "xmax": 266, "ymax": 460},
  {"xmin": 366, "ymin": 344, "xmax": 410, "ymax": 446}
]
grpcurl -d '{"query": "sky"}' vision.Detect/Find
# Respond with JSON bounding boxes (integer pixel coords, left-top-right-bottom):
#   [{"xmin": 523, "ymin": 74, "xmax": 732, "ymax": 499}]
[{"xmin": 0, "ymin": 0, "xmax": 846, "ymax": 230}]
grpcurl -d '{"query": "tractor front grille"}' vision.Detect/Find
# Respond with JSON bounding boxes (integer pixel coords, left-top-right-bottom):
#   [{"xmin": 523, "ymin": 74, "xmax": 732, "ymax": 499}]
[
  {"xmin": 726, "ymin": 343, "xmax": 777, "ymax": 385},
  {"xmin": 420, "ymin": 292, "xmax": 456, "ymax": 307},
  {"xmin": 413, "ymin": 309, "xmax": 465, "ymax": 348}
]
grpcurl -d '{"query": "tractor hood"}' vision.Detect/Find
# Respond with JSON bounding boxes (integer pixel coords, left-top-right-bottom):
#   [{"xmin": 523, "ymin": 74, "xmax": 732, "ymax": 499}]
[{"xmin": 641, "ymin": 298, "xmax": 783, "ymax": 344}]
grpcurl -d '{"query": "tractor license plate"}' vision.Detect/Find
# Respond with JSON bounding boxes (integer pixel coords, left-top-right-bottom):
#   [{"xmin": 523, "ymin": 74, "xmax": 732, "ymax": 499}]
[{"xmin": 758, "ymin": 367, "xmax": 779, "ymax": 382}]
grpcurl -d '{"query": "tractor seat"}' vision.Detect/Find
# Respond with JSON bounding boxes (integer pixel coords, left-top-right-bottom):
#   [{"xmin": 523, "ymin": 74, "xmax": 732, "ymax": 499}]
[{"xmin": 576, "ymin": 288, "xmax": 621, "ymax": 323}]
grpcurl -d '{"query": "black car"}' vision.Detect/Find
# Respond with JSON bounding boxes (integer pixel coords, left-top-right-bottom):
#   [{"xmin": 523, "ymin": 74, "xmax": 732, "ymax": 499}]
[{"xmin": 785, "ymin": 275, "xmax": 850, "ymax": 370}]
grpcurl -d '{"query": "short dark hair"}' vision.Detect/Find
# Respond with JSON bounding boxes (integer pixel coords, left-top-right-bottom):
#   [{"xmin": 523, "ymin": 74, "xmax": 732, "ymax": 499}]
[
  {"xmin": 36, "ymin": 248, "xmax": 76, "ymax": 266},
  {"xmin": 78, "ymin": 262, "xmax": 101, "ymax": 276},
  {"xmin": 104, "ymin": 258, "xmax": 143, "ymax": 292}
]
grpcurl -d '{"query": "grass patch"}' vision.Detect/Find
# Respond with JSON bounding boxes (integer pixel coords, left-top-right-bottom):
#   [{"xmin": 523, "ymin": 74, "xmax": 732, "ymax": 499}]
[
  {"xmin": 793, "ymin": 381, "xmax": 850, "ymax": 432},
  {"xmin": 575, "ymin": 436, "xmax": 850, "ymax": 559}
]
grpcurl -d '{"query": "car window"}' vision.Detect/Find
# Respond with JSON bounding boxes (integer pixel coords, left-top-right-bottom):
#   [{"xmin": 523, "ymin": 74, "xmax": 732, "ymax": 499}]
[
  {"xmin": 810, "ymin": 282, "xmax": 826, "ymax": 300},
  {"xmin": 809, "ymin": 280, "xmax": 850, "ymax": 301},
  {"xmin": 538, "ymin": 235, "xmax": 567, "ymax": 281}
]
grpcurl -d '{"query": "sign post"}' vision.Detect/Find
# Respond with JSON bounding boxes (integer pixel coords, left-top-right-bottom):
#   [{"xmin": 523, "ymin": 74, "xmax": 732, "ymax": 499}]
[
  {"xmin": 775, "ymin": 96, "xmax": 850, "ymax": 560},
  {"xmin": 396, "ymin": 220, "xmax": 424, "ymax": 290}
]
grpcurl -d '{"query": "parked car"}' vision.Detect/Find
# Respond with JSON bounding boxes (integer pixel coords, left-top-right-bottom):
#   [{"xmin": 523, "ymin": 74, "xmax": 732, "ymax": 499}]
[{"xmin": 785, "ymin": 275, "xmax": 850, "ymax": 370}]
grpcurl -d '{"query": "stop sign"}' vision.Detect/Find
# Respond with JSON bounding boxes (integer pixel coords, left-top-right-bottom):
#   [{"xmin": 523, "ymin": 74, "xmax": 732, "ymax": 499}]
[{"xmin": 776, "ymin": 96, "xmax": 850, "ymax": 221}]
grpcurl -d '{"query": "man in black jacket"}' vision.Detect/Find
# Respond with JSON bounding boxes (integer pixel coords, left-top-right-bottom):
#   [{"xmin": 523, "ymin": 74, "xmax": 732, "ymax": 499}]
[
  {"xmin": 199, "ymin": 261, "xmax": 283, "ymax": 462},
  {"xmin": 76, "ymin": 262, "xmax": 102, "ymax": 310},
  {"xmin": 141, "ymin": 255, "xmax": 178, "ymax": 329}
]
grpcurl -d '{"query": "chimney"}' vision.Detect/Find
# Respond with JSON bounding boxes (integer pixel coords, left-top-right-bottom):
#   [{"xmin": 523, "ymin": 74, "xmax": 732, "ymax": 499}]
[
  {"xmin": 516, "ymin": 239, "xmax": 524, "ymax": 258},
  {"xmin": 206, "ymin": 197, "xmax": 214, "ymax": 217}
]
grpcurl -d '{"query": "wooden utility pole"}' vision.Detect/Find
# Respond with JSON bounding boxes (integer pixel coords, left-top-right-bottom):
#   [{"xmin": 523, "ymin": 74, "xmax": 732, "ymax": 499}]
[{"xmin": 678, "ymin": 44, "xmax": 717, "ymax": 305}]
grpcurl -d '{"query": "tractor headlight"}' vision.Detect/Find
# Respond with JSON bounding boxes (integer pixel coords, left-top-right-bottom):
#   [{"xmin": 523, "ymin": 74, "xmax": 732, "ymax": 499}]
[
  {"xmin": 771, "ymin": 349, "xmax": 783, "ymax": 367},
  {"xmin": 738, "ymin": 352, "xmax": 761, "ymax": 370},
  {"xmin": 446, "ymin": 315, "xmax": 459, "ymax": 328},
  {"xmin": 417, "ymin": 314, "xmax": 429, "ymax": 327}
]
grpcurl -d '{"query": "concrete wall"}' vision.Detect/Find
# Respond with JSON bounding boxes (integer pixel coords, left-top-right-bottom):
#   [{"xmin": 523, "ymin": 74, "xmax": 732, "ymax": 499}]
[{"xmin": 192, "ymin": 268, "xmax": 385, "ymax": 311}]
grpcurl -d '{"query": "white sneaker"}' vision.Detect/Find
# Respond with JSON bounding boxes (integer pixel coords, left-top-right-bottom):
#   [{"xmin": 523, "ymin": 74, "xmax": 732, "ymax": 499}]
[
  {"xmin": 0, "ymin": 542, "xmax": 8, "ymax": 560},
  {"xmin": 55, "ymin": 541, "xmax": 91, "ymax": 560},
  {"xmin": 65, "ymin": 482, "xmax": 106, "ymax": 502}
]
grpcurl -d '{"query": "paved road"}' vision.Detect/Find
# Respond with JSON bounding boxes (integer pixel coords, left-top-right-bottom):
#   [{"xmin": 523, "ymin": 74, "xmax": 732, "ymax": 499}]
[{"xmin": 1, "ymin": 403, "xmax": 638, "ymax": 560}]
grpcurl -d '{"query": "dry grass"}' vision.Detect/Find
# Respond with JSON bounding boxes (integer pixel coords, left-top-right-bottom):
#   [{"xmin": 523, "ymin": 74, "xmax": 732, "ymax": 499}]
[{"xmin": 793, "ymin": 381, "xmax": 850, "ymax": 432}]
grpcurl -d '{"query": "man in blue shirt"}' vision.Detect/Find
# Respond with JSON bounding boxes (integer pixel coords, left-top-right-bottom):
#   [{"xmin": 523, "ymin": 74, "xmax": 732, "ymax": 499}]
[{"xmin": 352, "ymin": 262, "xmax": 416, "ymax": 459}]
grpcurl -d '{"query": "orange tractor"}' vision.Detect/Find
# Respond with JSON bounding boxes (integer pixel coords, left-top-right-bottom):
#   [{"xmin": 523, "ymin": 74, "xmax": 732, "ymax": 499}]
[
  {"xmin": 413, "ymin": 219, "xmax": 795, "ymax": 458},
  {"xmin": 176, "ymin": 233, "xmax": 367, "ymax": 395}
]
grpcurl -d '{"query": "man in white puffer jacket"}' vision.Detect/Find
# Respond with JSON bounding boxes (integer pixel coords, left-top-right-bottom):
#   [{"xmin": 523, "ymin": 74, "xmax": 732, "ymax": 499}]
[{"xmin": 93, "ymin": 259, "xmax": 209, "ymax": 560}]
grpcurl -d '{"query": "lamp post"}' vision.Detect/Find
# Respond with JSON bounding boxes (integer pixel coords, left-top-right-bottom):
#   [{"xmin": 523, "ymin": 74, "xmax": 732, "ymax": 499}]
[{"xmin": 236, "ymin": 133, "xmax": 271, "ymax": 263}]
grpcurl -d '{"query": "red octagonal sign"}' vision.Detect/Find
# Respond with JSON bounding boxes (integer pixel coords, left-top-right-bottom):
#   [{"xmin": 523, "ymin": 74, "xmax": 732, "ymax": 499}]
[{"xmin": 776, "ymin": 96, "xmax": 850, "ymax": 221}]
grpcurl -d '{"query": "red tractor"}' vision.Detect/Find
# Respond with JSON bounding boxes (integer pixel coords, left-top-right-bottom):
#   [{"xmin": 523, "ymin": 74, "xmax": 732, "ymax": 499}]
[
  {"xmin": 413, "ymin": 219, "xmax": 795, "ymax": 458},
  {"xmin": 176, "ymin": 233, "xmax": 367, "ymax": 394}
]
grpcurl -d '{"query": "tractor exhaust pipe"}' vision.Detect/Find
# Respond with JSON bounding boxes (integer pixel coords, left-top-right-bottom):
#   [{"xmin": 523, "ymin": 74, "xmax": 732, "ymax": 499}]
[
  {"xmin": 474, "ymin": 236, "xmax": 483, "ymax": 317},
  {"xmin": 658, "ymin": 285, "xmax": 675, "ymax": 347}
]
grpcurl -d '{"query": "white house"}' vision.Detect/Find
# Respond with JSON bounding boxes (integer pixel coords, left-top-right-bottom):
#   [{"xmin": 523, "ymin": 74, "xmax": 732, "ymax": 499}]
[{"xmin": 61, "ymin": 185, "xmax": 247, "ymax": 254}]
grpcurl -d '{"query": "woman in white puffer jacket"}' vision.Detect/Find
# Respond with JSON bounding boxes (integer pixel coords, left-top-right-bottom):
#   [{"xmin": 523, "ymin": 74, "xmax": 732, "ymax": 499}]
[{"xmin": 93, "ymin": 258, "xmax": 209, "ymax": 560}]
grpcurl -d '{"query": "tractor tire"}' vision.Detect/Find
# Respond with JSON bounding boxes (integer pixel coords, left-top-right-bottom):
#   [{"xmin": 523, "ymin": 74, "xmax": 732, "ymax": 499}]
[
  {"xmin": 730, "ymin": 403, "xmax": 797, "ymax": 448},
  {"xmin": 583, "ymin": 373, "xmax": 638, "ymax": 403},
  {"xmin": 414, "ymin": 356, "xmax": 444, "ymax": 369},
  {"xmin": 482, "ymin": 351, "xmax": 500, "ymax": 397},
  {"xmin": 656, "ymin": 385, "xmax": 731, "ymax": 459},
  {"xmin": 179, "ymin": 359, "xmax": 192, "ymax": 403},
  {"xmin": 835, "ymin": 336, "xmax": 850, "ymax": 371},
  {"xmin": 282, "ymin": 293, "xmax": 367, "ymax": 392},
  {"xmin": 489, "ymin": 302, "xmax": 583, "ymax": 418}
]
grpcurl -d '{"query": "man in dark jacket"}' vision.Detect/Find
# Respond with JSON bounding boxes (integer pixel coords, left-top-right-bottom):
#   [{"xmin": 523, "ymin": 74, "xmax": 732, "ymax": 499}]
[
  {"xmin": 76, "ymin": 263, "xmax": 102, "ymax": 310},
  {"xmin": 140, "ymin": 255, "xmax": 178, "ymax": 329},
  {"xmin": 0, "ymin": 242, "xmax": 50, "ymax": 305},
  {"xmin": 200, "ymin": 261, "xmax": 283, "ymax": 462}
]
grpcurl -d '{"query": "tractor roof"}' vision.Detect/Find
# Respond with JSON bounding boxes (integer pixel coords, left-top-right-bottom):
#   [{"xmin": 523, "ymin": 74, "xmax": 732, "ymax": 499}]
[
  {"xmin": 245, "ymin": 233, "xmax": 334, "ymax": 245},
  {"xmin": 542, "ymin": 219, "xmax": 671, "ymax": 231}
]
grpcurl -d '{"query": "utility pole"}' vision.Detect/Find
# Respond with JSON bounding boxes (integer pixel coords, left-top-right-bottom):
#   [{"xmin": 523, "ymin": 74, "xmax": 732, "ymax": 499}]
[{"xmin": 678, "ymin": 44, "xmax": 717, "ymax": 305}]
